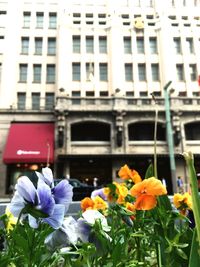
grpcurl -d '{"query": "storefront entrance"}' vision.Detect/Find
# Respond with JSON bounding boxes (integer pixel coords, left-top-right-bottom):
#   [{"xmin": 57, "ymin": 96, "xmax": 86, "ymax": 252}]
[{"xmin": 57, "ymin": 157, "xmax": 112, "ymax": 187}]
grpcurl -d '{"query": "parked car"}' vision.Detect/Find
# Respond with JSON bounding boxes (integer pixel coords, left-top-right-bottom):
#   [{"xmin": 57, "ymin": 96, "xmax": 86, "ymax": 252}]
[{"xmin": 54, "ymin": 178, "xmax": 96, "ymax": 201}]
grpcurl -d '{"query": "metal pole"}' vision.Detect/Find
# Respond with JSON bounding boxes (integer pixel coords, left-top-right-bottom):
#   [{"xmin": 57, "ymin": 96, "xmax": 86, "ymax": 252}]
[{"xmin": 164, "ymin": 81, "xmax": 177, "ymax": 193}]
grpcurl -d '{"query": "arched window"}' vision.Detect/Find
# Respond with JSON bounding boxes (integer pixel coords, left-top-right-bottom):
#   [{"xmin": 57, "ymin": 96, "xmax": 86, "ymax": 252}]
[
  {"xmin": 128, "ymin": 121, "xmax": 166, "ymax": 141},
  {"xmin": 71, "ymin": 121, "xmax": 110, "ymax": 141},
  {"xmin": 185, "ymin": 122, "xmax": 200, "ymax": 140}
]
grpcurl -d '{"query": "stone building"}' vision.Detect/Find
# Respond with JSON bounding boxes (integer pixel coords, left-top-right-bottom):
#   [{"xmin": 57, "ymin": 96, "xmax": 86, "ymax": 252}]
[{"xmin": 0, "ymin": 0, "xmax": 200, "ymax": 196}]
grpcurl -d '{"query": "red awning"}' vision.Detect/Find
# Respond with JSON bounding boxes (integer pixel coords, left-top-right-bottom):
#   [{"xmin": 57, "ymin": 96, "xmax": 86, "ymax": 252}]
[{"xmin": 3, "ymin": 123, "xmax": 54, "ymax": 164}]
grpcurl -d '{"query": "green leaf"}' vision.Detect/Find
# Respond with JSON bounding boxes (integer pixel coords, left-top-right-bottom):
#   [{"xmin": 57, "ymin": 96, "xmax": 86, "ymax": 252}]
[
  {"xmin": 175, "ymin": 247, "xmax": 188, "ymax": 260},
  {"xmin": 157, "ymin": 195, "xmax": 172, "ymax": 211},
  {"xmin": 145, "ymin": 164, "xmax": 154, "ymax": 179},
  {"xmin": 189, "ymin": 228, "xmax": 200, "ymax": 267}
]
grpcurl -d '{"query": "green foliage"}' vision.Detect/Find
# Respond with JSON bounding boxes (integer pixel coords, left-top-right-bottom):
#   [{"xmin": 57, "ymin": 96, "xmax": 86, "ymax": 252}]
[
  {"xmin": 144, "ymin": 163, "xmax": 154, "ymax": 179},
  {"xmin": 0, "ymin": 158, "xmax": 198, "ymax": 267},
  {"xmin": 0, "ymin": 217, "xmax": 53, "ymax": 267}
]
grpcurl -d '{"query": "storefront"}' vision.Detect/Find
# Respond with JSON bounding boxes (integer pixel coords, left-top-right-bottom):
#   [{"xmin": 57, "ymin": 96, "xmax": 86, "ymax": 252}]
[{"xmin": 3, "ymin": 122, "xmax": 55, "ymax": 193}]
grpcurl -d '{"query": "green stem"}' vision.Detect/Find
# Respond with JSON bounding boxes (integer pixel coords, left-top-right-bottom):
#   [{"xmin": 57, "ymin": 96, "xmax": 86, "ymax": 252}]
[
  {"xmin": 154, "ymin": 107, "xmax": 158, "ymax": 179},
  {"xmin": 183, "ymin": 152, "xmax": 200, "ymax": 251},
  {"xmin": 157, "ymin": 242, "xmax": 162, "ymax": 267}
]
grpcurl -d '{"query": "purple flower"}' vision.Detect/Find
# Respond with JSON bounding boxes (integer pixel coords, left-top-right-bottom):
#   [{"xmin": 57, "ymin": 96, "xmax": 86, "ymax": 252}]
[
  {"xmin": 52, "ymin": 180, "xmax": 73, "ymax": 212},
  {"xmin": 91, "ymin": 188, "xmax": 107, "ymax": 201},
  {"xmin": 45, "ymin": 216, "xmax": 78, "ymax": 250},
  {"xmin": 77, "ymin": 210, "xmax": 111, "ymax": 243},
  {"xmin": 36, "ymin": 167, "xmax": 53, "ymax": 186},
  {"xmin": 8, "ymin": 168, "xmax": 73, "ymax": 229},
  {"xmin": 36, "ymin": 167, "xmax": 73, "ymax": 211}
]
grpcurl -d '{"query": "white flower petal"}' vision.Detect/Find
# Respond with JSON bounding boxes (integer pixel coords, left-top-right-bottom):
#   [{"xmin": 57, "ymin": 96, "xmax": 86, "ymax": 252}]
[
  {"xmin": 8, "ymin": 192, "xmax": 25, "ymax": 217},
  {"xmin": 82, "ymin": 210, "xmax": 110, "ymax": 231}
]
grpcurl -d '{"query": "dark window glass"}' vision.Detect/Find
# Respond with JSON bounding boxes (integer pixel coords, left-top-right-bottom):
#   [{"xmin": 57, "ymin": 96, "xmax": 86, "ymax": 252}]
[
  {"xmin": 185, "ymin": 122, "xmax": 200, "ymax": 140},
  {"xmin": 128, "ymin": 122, "xmax": 166, "ymax": 141},
  {"xmin": 71, "ymin": 122, "xmax": 110, "ymax": 141}
]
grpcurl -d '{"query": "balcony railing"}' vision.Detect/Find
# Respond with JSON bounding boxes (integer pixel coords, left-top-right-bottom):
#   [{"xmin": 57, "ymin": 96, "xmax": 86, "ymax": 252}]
[{"xmin": 55, "ymin": 96, "xmax": 200, "ymax": 113}]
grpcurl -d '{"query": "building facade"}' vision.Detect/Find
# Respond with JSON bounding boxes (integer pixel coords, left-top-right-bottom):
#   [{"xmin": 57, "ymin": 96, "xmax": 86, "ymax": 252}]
[{"xmin": 0, "ymin": 0, "xmax": 200, "ymax": 196}]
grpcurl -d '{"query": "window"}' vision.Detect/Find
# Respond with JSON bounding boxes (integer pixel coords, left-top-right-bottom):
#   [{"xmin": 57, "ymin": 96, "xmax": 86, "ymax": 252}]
[
  {"xmin": 0, "ymin": 63, "xmax": 2, "ymax": 82},
  {"xmin": 73, "ymin": 35, "xmax": 81, "ymax": 53},
  {"xmin": 86, "ymin": 36, "xmax": 94, "ymax": 53},
  {"xmin": 126, "ymin": 91, "xmax": 134, "ymax": 97},
  {"xmin": 47, "ymin": 37, "xmax": 56, "ymax": 55},
  {"xmin": 17, "ymin": 93, "xmax": 26, "ymax": 110},
  {"xmin": 100, "ymin": 91, "xmax": 109, "ymax": 97},
  {"xmin": 185, "ymin": 122, "xmax": 200, "ymax": 140},
  {"xmin": 99, "ymin": 63, "xmax": 108, "ymax": 81},
  {"xmin": 23, "ymin": 12, "xmax": 31, "ymax": 28},
  {"xmin": 125, "ymin": 63, "xmax": 133, "ymax": 81},
  {"xmin": 32, "ymin": 93, "xmax": 40, "ymax": 110},
  {"xmin": 19, "ymin": 64, "xmax": 28, "ymax": 82},
  {"xmin": 71, "ymin": 122, "xmax": 110, "ymax": 141},
  {"xmin": 138, "ymin": 64, "xmax": 146, "ymax": 81},
  {"xmin": 49, "ymin": 12, "xmax": 57, "ymax": 29},
  {"xmin": 33, "ymin": 64, "xmax": 41, "ymax": 83},
  {"xmin": 189, "ymin": 64, "xmax": 197, "ymax": 81},
  {"xmin": 73, "ymin": 13, "xmax": 81, "ymax": 18},
  {"xmin": 72, "ymin": 91, "xmax": 81, "ymax": 97},
  {"xmin": 99, "ymin": 36, "xmax": 107, "ymax": 53},
  {"xmin": 151, "ymin": 64, "xmax": 159, "ymax": 81},
  {"xmin": 136, "ymin": 37, "xmax": 144, "ymax": 54},
  {"xmin": 46, "ymin": 64, "xmax": 55, "ymax": 83},
  {"xmin": 86, "ymin": 91, "xmax": 94, "ymax": 97},
  {"xmin": 45, "ymin": 93, "xmax": 54, "ymax": 109},
  {"xmin": 140, "ymin": 91, "xmax": 148, "ymax": 97},
  {"xmin": 173, "ymin": 37, "xmax": 181, "ymax": 54},
  {"xmin": 128, "ymin": 122, "xmax": 166, "ymax": 141},
  {"xmin": 72, "ymin": 63, "xmax": 81, "ymax": 81},
  {"xmin": 176, "ymin": 64, "xmax": 184, "ymax": 81},
  {"xmin": 149, "ymin": 37, "xmax": 157, "ymax": 54},
  {"xmin": 36, "ymin": 12, "xmax": 44, "ymax": 28},
  {"xmin": 124, "ymin": 37, "xmax": 132, "ymax": 54},
  {"xmin": 21, "ymin": 37, "xmax": 29, "ymax": 54},
  {"xmin": 0, "ymin": 36, "xmax": 4, "ymax": 54},
  {"xmin": 86, "ymin": 62, "xmax": 94, "ymax": 81},
  {"xmin": 35, "ymin": 37, "xmax": 43, "ymax": 55},
  {"xmin": 186, "ymin": 38, "xmax": 194, "ymax": 54},
  {"xmin": 86, "ymin": 13, "xmax": 93, "ymax": 17}
]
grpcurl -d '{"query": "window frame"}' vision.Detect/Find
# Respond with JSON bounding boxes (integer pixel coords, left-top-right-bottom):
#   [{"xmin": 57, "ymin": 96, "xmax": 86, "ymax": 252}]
[
  {"xmin": 33, "ymin": 64, "xmax": 42, "ymax": 83},
  {"xmin": 31, "ymin": 92, "xmax": 40, "ymax": 110},
  {"xmin": 72, "ymin": 35, "xmax": 81, "ymax": 53},
  {"xmin": 19, "ymin": 64, "xmax": 28, "ymax": 82},
  {"xmin": 47, "ymin": 37, "xmax": 56, "ymax": 55},
  {"xmin": 99, "ymin": 36, "xmax": 107, "ymax": 54},
  {"xmin": 124, "ymin": 36, "xmax": 132, "ymax": 54},
  {"xmin": 21, "ymin": 37, "xmax": 29, "ymax": 54},
  {"xmin": 138, "ymin": 63, "xmax": 146, "ymax": 81},
  {"xmin": 35, "ymin": 37, "xmax": 43, "ymax": 55},
  {"xmin": 125, "ymin": 63, "xmax": 133, "ymax": 81},
  {"xmin": 46, "ymin": 64, "xmax": 56, "ymax": 83},
  {"xmin": 72, "ymin": 62, "xmax": 81, "ymax": 81},
  {"xmin": 86, "ymin": 36, "xmax": 94, "ymax": 53},
  {"xmin": 99, "ymin": 63, "xmax": 108, "ymax": 81}
]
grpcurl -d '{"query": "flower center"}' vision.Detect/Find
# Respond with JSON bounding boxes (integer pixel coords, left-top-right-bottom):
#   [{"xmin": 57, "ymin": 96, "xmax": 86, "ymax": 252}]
[{"xmin": 141, "ymin": 188, "xmax": 147, "ymax": 194}]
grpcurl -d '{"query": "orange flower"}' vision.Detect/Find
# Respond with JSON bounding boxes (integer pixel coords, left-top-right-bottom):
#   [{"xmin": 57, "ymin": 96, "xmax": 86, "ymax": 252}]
[
  {"xmin": 103, "ymin": 182, "xmax": 129, "ymax": 204},
  {"xmin": 126, "ymin": 202, "xmax": 136, "ymax": 212},
  {"xmin": 173, "ymin": 192, "xmax": 192, "ymax": 211},
  {"xmin": 130, "ymin": 177, "xmax": 167, "ymax": 210},
  {"xmin": 126, "ymin": 202, "xmax": 136, "ymax": 220},
  {"xmin": 118, "ymin": 164, "xmax": 142, "ymax": 184},
  {"xmin": 93, "ymin": 196, "xmax": 108, "ymax": 211},
  {"xmin": 115, "ymin": 182, "xmax": 129, "ymax": 204},
  {"xmin": 81, "ymin": 196, "xmax": 108, "ymax": 212},
  {"xmin": 103, "ymin": 187, "xmax": 114, "ymax": 202},
  {"xmin": 81, "ymin": 197, "xmax": 94, "ymax": 211}
]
